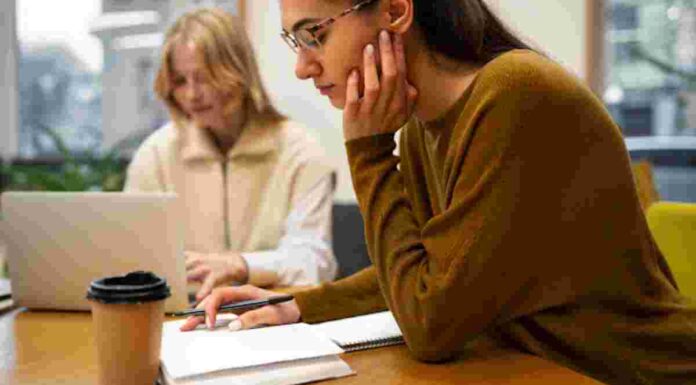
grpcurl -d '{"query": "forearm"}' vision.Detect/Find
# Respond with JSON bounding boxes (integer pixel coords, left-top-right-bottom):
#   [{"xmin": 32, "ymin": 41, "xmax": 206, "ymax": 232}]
[
  {"xmin": 293, "ymin": 266, "xmax": 386, "ymax": 323},
  {"xmin": 347, "ymin": 134, "xmax": 456, "ymax": 360}
]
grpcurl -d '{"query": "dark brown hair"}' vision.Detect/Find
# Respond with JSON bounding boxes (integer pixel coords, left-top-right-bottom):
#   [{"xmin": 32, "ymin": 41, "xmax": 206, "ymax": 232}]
[
  {"xmin": 353, "ymin": 0, "xmax": 532, "ymax": 66},
  {"xmin": 412, "ymin": 0, "xmax": 532, "ymax": 65}
]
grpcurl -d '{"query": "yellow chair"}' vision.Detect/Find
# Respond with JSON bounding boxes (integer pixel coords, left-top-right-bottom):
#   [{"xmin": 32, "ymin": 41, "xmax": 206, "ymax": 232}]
[{"xmin": 646, "ymin": 202, "xmax": 696, "ymax": 300}]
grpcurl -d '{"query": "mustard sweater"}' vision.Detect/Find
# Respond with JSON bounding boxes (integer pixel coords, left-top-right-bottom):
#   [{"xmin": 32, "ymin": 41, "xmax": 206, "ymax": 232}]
[{"xmin": 294, "ymin": 50, "xmax": 696, "ymax": 384}]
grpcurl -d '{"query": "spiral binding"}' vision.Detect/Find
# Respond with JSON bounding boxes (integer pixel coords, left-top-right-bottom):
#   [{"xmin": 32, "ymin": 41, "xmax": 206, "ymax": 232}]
[{"xmin": 342, "ymin": 336, "xmax": 404, "ymax": 353}]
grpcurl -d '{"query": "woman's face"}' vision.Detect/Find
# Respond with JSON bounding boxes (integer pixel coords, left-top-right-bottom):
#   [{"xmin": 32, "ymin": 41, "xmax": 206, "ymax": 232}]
[
  {"xmin": 170, "ymin": 42, "xmax": 243, "ymax": 132},
  {"xmin": 280, "ymin": 0, "xmax": 385, "ymax": 109}
]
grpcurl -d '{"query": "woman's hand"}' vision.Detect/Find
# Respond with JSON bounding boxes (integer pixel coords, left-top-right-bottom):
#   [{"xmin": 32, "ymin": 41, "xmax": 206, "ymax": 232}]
[
  {"xmin": 185, "ymin": 251, "xmax": 249, "ymax": 302},
  {"xmin": 179, "ymin": 285, "xmax": 301, "ymax": 331},
  {"xmin": 343, "ymin": 30, "xmax": 418, "ymax": 142}
]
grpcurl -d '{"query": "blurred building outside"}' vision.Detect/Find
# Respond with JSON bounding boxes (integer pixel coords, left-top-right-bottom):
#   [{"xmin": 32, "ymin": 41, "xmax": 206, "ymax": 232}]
[
  {"xmin": 604, "ymin": 0, "xmax": 696, "ymax": 137},
  {"xmin": 4, "ymin": 0, "xmax": 696, "ymax": 201},
  {"xmin": 15, "ymin": 0, "xmax": 240, "ymax": 159}
]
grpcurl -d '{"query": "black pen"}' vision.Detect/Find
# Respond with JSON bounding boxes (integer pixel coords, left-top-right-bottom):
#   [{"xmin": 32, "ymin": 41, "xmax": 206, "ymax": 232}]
[{"xmin": 172, "ymin": 294, "xmax": 294, "ymax": 317}]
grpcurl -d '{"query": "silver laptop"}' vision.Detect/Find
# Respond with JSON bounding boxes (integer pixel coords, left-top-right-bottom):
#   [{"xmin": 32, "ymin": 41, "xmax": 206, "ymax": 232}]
[{"xmin": 0, "ymin": 192, "xmax": 189, "ymax": 313}]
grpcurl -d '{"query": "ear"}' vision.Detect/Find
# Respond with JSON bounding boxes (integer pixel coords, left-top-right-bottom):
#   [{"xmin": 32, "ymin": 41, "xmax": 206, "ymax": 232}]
[{"xmin": 386, "ymin": 0, "xmax": 413, "ymax": 34}]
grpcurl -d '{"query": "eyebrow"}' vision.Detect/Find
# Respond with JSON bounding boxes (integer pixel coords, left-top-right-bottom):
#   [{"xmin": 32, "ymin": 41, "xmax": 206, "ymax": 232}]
[{"xmin": 290, "ymin": 18, "xmax": 321, "ymax": 32}]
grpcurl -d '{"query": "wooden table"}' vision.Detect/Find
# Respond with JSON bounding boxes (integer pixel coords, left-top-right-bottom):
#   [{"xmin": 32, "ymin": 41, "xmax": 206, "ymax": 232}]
[{"xmin": 0, "ymin": 309, "xmax": 604, "ymax": 385}]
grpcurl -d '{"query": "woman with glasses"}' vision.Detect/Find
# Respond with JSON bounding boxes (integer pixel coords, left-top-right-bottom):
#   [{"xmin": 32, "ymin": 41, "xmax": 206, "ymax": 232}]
[
  {"xmin": 182, "ymin": 1, "xmax": 696, "ymax": 383},
  {"xmin": 125, "ymin": 8, "xmax": 338, "ymax": 301}
]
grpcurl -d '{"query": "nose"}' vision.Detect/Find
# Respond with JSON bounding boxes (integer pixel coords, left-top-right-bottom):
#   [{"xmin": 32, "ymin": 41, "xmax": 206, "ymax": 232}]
[
  {"xmin": 185, "ymin": 80, "xmax": 202, "ymax": 102},
  {"xmin": 294, "ymin": 49, "xmax": 321, "ymax": 80}
]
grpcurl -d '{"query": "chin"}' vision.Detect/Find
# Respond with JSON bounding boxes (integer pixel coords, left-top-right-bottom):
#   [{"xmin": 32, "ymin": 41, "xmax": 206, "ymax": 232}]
[{"xmin": 329, "ymin": 96, "xmax": 346, "ymax": 110}]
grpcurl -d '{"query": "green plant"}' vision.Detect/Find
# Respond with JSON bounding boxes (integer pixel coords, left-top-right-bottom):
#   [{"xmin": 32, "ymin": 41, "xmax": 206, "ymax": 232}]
[{"xmin": 1, "ymin": 126, "xmax": 150, "ymax": 192}]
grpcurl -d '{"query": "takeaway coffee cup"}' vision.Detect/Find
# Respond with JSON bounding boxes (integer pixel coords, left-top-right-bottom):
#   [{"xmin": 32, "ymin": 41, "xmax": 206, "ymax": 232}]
[{"xmin": 87, "ymin": 271, "xmax": 171, "ymax": 385}]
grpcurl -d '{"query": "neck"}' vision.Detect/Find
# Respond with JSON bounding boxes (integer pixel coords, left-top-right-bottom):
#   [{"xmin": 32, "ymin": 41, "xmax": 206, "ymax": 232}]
[
  {"xmin": 209, "ymin": 109, "xmax": 247, "ymax": 154},
  {"xmin": 406, "ymin": 38, "xmax": 480, "ymax": 123}
]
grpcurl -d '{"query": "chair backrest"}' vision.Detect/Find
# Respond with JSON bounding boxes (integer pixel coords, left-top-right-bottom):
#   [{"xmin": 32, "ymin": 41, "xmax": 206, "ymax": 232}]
[
  {"xmin": 332, "ymin": 204, "xmax": 371, "ymax": 279},
  {"xmin": 646, "ymin": 202, "xmax": 696, "ymax": 300},
  {"xmin": 631, "ymin": 160, "xmax": 660, "ymax": 211}
]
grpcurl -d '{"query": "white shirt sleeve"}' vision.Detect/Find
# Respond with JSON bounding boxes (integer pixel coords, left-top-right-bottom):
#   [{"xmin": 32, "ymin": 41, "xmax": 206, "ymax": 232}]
[{"xmin": 241, "ymin": 174, "xmax": 338, "ymax": 287}]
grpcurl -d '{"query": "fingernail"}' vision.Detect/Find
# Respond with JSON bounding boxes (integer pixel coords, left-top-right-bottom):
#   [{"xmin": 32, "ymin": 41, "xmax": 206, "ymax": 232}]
[
  {"xmin": 206, "ymin": 317, "xmax": 213, "ymax": 329},
  {"xmin": 380, "ymin": 30, "xmax": 389, "ymax": 43},
  {"xmin": 227, "ymin": 319, "xmax": 242, "ymax": 332},
  {"xmin": 365, "ymin": 44, "xmax": 374, "ymax": 56}
]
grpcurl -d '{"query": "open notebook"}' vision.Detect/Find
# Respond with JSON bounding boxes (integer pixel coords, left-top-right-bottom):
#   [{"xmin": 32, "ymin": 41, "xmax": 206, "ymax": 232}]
[
  {"xmin": 312, "ymin": 311, "xmax": 404, "ymax": 352},
  {"xmin": 160, "ymin": 311, "xmax": 403, "ymax": 384},
  {"xmin": 160, "ymin": 316, "xmax": 353, "ymax": 385}
]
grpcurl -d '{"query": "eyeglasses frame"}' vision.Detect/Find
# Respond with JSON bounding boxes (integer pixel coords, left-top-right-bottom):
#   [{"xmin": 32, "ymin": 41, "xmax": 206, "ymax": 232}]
[{"xmin": 281, "ymin": 0, "xmax": 379, "ymax": 52}]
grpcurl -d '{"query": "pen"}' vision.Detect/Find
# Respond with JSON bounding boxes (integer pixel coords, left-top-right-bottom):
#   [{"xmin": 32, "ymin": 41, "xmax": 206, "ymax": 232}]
[{"xmin": 172, "ymin": 294, "xmax": 294, "ymax": 317}]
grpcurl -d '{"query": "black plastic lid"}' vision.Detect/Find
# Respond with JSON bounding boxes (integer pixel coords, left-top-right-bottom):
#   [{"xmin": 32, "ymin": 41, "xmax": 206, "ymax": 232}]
[{"xmin": 86, "ymin": 271, "xmax": 171, "ymax": 305}]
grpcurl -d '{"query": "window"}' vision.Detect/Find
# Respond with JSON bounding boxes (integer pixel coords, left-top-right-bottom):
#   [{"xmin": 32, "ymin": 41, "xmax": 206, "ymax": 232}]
[
  {"xmin": 601, "ymin": 0, "xmax": 696, "ymax": 203},
  {"xmin": 604, "ymin": 0, "xmax": 696, "ymax": 137},
  {"xmin": 17, "ymin": 0, "xmax": 104, "ymax": 158},
  {"xmin": 610, "ymin": 3, "xmax": 639, "ymax": 31}
]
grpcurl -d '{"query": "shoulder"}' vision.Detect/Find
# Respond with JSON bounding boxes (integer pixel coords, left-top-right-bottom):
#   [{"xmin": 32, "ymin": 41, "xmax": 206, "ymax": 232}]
[
  {"xmin": 129, "ymin": 122, "xmax": 181, "ymax": 166},
  {"xmin": 275, "ymin": 119, "xmax": 326, "ymax": 158},
  {"xmin": 473, "ymin": 50, "xmax": 592, "ymax": 103},
  {"xmin": 134, "ymin": 122, "xmax": 179, "ymax": 153}
]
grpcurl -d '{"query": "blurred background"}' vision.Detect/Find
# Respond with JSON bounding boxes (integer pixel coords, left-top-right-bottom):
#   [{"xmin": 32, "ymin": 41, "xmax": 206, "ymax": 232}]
[{"xmin": 1, "ymin": 0, "xmax": 695, "ymax": 276}]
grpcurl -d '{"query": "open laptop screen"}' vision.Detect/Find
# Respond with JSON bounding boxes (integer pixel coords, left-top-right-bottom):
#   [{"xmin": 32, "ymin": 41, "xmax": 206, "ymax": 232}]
[{"xmin": 0, "ymin": 192, "xmax": 189, "ymax": 313}]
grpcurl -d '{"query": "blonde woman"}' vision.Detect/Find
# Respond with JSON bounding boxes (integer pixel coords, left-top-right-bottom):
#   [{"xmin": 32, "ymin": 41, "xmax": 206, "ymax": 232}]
[{"xmin": 125, "ymin": 8, "xmax": 337, "ymax": 301}]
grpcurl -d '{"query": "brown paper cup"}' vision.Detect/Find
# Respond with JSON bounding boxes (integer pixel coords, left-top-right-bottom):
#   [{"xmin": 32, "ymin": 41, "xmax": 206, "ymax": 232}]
[{"xmin": 87, "ymin": 271, "xmax": 170, "ymax": 385}]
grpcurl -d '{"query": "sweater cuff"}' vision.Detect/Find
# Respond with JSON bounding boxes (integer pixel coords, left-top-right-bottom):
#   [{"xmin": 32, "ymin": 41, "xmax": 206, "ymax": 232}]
[
  {"xmin": 241, "ymin": 251, "xmax": 280, "ymax": 288},
  {"xmin": 293, "ymin": 267, "xmax": 387, "ymax": 324},
  {"xmin": 345, "ymin": 133, "xmax": 397, "ymax": 160}
]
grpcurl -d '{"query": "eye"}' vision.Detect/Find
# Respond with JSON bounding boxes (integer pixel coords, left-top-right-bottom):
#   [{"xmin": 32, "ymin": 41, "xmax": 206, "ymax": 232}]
[
  {"xmin": 315, "ymin": 30, "xmax": 328, "ymax": 44},
  {"xmin": 296, "ymin": 29, "xmax": 320, "ymax": 48},
  {"xmin": 172, "ymin": 76, "xmax": 185, "ymax": 86}
]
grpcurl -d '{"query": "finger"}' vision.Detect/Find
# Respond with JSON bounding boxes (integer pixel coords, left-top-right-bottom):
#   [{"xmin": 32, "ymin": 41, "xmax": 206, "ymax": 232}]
[
  {"xmin": 185, "ymin": 254, "xmax": 201, "ymax": 270},
  {"xmin": 212, "ymin": 284, "xmax": 269, "ymax": 304},
  {"xmin": 378, "ymin": 30, "xmax": 397, "ymax": 108},
  {"xmin": 394, "ymin": 33, "xmax": 407, "ymax": 76},
  {"xmin": 344, "ymin": 69, "xmax": 360, "ymax": 118},
  {"xmin": 202, "ymin": 285, "xmax": 268, "ymax": 329},
  {"xmin": 196, "ymin": 274, "xmax": 218, "ymax": 303},
  {"xmin": 186, "ymin": 265, "xmax": 209, "ymax": 283},
  {"xmin": 179, "ymin": 315, "xmax": 205, "ymax": 331},
  {"xmin": 361, "ymin": 44, "xmax": 379, "ymax": 113},
  {"xmin": 237, "ymin": 306, "xmax": 282, "ymax": 330}
]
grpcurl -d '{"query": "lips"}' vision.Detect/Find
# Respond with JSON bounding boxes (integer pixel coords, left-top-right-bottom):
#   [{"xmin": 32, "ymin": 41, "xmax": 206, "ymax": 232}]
[{"xmin": 315, "ymin": 84, "xmax": 334, "ymax": 96}]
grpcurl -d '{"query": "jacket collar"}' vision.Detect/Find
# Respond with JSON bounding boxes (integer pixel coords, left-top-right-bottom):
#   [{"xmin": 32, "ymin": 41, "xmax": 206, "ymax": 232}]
[{"xmin": 180, "ymin": 119, "xmax": 279, "ymax": 162}]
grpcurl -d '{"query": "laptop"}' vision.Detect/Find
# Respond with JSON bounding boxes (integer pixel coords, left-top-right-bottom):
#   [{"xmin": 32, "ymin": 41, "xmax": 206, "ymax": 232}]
[{"xmin": 0, "ymin": 192, "xmax": 189, "ymax": 313}]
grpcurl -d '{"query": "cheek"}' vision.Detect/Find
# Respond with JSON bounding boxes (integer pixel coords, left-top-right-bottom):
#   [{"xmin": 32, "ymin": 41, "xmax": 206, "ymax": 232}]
[
  {"xmin": 333, "ymin": 35, "xmax": 380, "ymax": 85},
  {"xmin": 172, "ymin": 89, "xmax": 189, "ymax": 113},
  {"xmin": 219, "ymin": 90, "xmax": 245, "ymax": 116}
]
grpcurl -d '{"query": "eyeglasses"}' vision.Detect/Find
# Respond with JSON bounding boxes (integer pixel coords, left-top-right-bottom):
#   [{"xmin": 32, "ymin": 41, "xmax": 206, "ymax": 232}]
[{"xmin": 280, "ymin": 0, "xmax": 379, "ymax": 53}]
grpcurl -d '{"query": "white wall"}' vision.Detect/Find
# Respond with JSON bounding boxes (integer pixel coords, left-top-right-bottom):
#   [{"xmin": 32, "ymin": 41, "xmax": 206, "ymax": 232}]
[
  {"xmin": 245, "ymin": 1, "xmax": 351, "ymax": 201},
  {"xmin": 245, "ymin": 0, "xmax": 589, "ymax": 203},
  {"xmin": 0, "ymin": 0, "xmax": 19, "ymax": 161},
  {"xmin": 489, "ymin": 0, "xmax": 587, "ymax": 78}
]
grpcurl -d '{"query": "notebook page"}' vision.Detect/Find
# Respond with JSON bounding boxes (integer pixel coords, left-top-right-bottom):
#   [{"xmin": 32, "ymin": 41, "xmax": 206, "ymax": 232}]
[
  {"xmin": 161, "ymin": 320, "xmax": 344, "ymax": 379},
  {"xmin": 311, "ymin": 311, "xmax": 402, "ymax": 347},
  {"xmin": 161, "ymin": 355, "xmax": 354, "ymax": 385}
]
